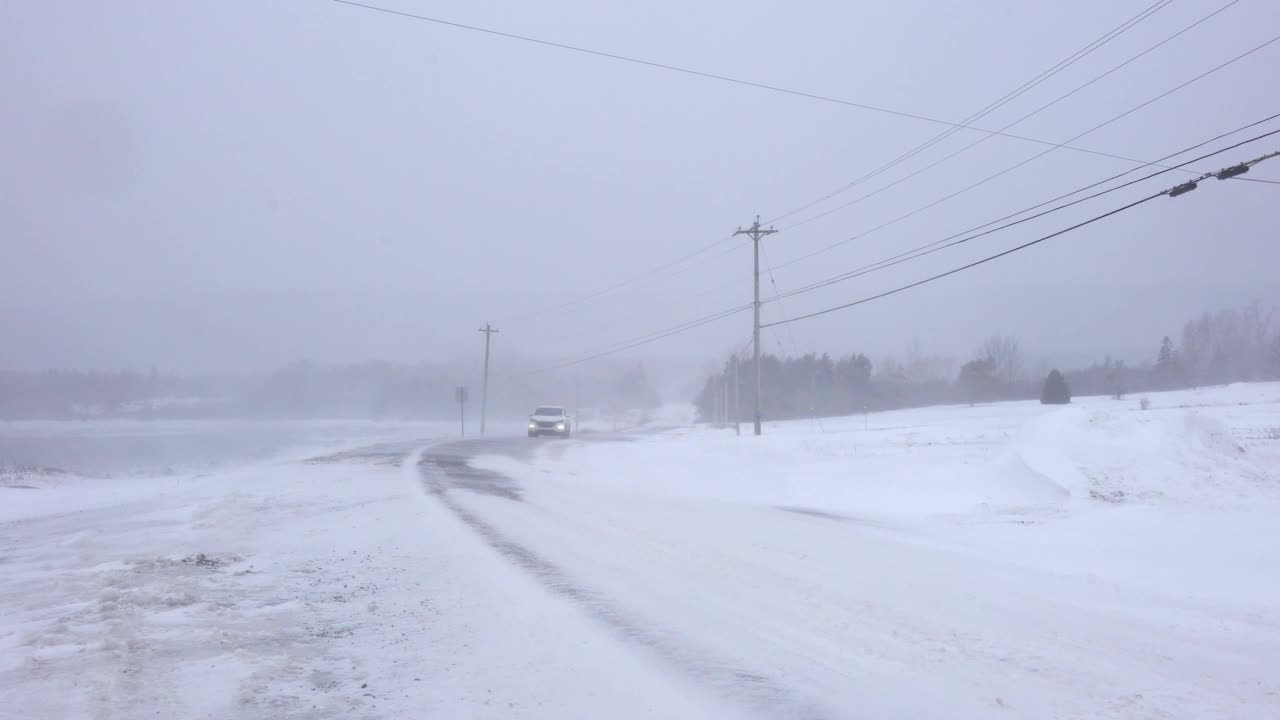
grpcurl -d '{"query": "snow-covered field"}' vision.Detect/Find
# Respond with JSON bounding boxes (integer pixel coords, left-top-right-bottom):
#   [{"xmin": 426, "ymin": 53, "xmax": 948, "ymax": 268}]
[{"xmin": 3, "ymin": 385, "xmax": 1279, "ymax": 718}]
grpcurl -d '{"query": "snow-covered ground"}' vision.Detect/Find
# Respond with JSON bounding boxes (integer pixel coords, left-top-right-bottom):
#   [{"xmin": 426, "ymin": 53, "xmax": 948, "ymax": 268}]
[
  {"xmin": 3, "ymin": 385, "xmax": 1279, "ymax": 718},
  {"xmin": 536, "ymin": 385, "xmax": 1280, "ymax": 606},
  {"xmin": 573, "ymin": 404, "xmax": 698, "ymax": 434},
  {"xmin": 466, "ymin": 383, "xmax": 1280, "ymax": 718},
  {"xmin": 0, "ymin": 427, "xmax": 722, "ymax": 718}
]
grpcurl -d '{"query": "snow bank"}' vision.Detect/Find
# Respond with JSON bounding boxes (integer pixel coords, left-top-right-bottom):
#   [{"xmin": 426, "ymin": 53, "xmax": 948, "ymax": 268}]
[
  {"xmin": 1011, "ymin": 406, "xmax": 1272, "ymax": 508},
  {"xmin": 517, "ymin": 383, "xmax": 1279, "ymax": 519},
  {"xmin": 574, "ymin": 403, "xmax": 698, "ymax": 433}
]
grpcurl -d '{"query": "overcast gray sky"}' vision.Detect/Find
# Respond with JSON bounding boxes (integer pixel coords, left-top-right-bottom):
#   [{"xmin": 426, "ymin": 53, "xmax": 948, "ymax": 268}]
[{"xmin": 3, "ymin": 0, "xmax": 1278, "ymax": 380}]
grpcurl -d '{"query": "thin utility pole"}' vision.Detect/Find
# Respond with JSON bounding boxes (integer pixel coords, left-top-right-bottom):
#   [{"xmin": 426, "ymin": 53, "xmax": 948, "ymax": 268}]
[
  {"xmin": 721, "ymin": 376, "xmax": 729, "ymax": 426},
  {"xmin": 716, "ymin": 377, "xmax": 723, "ymax": 424},
  {"xmin": 734, "ymin": 216, "xmax": 777, "ymax": 436},
  {"xmin": 478, "ymin": 323, "xmax": 499, "ymax": 436},
  {"xmin": 810, "ymin": 369, "xmax": 817, "ymax": 419},
  {"xmin": 456, "ymin": 386, "xmax": 467, "ymax": 438},
  {"xmin": 732, "ymin": 355, "xmax": 741, "ymax": 436}
]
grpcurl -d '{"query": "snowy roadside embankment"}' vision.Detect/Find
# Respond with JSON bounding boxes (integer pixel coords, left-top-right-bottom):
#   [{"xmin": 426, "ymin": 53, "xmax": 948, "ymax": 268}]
[
  {"xmin": 534, "ymin": 385, "xmax": 1280, "ymax": 517},
  {"xmin": 511, "ymin": 385, "xmax": 1280, "ymax": 607}
]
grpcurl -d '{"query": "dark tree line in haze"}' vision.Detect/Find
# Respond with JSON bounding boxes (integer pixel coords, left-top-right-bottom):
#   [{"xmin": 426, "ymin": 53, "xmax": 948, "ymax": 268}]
[
  {"xmin": 695, "ymin": 303, "xmax": 1280, "ymax": 423},
  {"xmin": 0, "ymin": 357, "xmax": 663, "ymax": 422},
  {"xmin": 0, "ymin": 362, "xmax": 459, "ymax": 420},
  {"xmin": 4, "ymin": 303, "xmax": 1275, "ymax": 423}
]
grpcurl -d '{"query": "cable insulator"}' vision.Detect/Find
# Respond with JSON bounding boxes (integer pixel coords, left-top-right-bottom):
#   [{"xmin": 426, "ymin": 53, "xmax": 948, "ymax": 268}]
[{"xmin": 1215, "ymin": 164, "xmax": 1250, "ymax": 180}]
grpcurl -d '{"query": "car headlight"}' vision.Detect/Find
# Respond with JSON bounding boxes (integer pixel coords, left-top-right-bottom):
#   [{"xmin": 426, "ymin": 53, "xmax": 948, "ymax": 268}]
[
  {"xmin": 556, "ymin": 422, "xmax": 566, "ymax": 430},
  {"xmin": 528, "ymin": 421, "xmax": 537, "ymax": 429}
]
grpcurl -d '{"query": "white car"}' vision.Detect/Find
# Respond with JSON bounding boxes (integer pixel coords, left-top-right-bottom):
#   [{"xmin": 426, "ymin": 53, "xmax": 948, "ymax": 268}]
[{"xmin": 528, "ymin": 406, "xmax": 571, "ymax": 438}]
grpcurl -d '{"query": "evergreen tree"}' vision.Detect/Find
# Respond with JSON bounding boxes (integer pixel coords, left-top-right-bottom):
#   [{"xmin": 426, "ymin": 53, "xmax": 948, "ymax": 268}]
[
  {"xmin": 1156, "ymin": 336, "xmax": 1178, "ymax": 370},
  {"xmin": 615, "ymin": 363, "xmax": 661, "ymax": 410},
  {"xmin": 1271, "ymin": 334, "xmax": 1280, "ymax": 377},
  {"xmin": 1040, "ymin": 369, "xmax": 1071, "ymax": 405},
  {"xmin": 1106, "ymin": 359, "xmax": 1128, "ymax": 399},
  {"xmin": 958, "ymin": 357, "xmax": 997, "ymax": 404},
  {"xmin": 1154, "ymin": 335, "xmax": 1182, "ymax": 388}
]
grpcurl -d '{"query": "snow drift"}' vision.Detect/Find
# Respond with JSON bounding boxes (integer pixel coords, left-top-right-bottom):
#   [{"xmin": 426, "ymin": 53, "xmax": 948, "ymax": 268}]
[{"xmin": 1009, "ymin": 406, "xmax": 1271, "ymax": 509}]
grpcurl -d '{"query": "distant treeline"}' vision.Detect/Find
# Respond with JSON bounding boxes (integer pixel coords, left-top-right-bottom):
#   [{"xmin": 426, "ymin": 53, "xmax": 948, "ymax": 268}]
[
  {"xmin": 694, "ymin": 303, "xmax": 1280, "ymax": 422},
  {"xmin": 0, "ymin": 359, "xmax": 663, "ymax": 421},
  {"xmin": 0, "ymin": 362, "xmax": 463, "ymax": 420}
]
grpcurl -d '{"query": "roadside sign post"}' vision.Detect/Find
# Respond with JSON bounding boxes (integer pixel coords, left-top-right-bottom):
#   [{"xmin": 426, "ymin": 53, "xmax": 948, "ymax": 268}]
[{"xmin": 456, "ymin": 386, "xmax": 469, "ymax": 438}]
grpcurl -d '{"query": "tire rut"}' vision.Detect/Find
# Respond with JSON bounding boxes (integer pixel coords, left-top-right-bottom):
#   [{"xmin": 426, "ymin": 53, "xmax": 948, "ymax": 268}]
[{"xmin": 418, "ymin": 440, "xmax": 832, "ymax": 720}]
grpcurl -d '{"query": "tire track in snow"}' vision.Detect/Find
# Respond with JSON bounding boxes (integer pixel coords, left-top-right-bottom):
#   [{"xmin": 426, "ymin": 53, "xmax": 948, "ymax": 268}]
[{"xmin": 418, "ymin": 440, "xmax": 832, "ymax": 720}]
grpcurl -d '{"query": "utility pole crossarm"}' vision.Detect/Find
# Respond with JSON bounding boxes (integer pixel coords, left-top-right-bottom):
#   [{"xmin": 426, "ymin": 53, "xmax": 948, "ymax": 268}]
[{"xmin": 733, "ymin": 215, "xmax": 778, "ymax": 437}]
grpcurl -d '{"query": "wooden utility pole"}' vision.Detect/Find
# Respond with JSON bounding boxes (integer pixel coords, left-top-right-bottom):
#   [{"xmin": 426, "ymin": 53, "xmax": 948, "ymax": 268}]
[
  {"xmin": 734, "ymin": 216, "xmax": 777, "ymax": 436},
  {"xmin": 478, "ymin": 323, "xmax": 499, "ymax": 436}
]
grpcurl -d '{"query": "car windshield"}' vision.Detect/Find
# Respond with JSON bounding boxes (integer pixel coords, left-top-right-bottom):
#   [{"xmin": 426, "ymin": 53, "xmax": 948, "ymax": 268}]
[{"xmin": 534, "ymin": 407, "xmax": 564, "ymax": 416}]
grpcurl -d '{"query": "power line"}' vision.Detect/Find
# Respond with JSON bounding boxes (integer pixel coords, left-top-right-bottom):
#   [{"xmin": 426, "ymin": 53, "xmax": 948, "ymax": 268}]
[
  {"xmin": 756, "ymin": 0, "xmax": 1221, "ymax": 379},
  {"xmin": 570, "ymin": 302, "xmax": 750, "ymax": 358},
  {"xmin": 760, "ymin": 245, "xmax": 830, "ymax": 433},
  {"xmin": 504, "ymin": 143, "xmax": 1279, "ymax": 378},
  {"xmin": 761, "ymin": 150, "xmax": 1278, "ymax": 329},
  {"xmin": 504, "ymin": 1, "xmax": 1236, "ymax": 338},
  {"xmin": 517, "ymin": 303, "xmax": 751, "ymax": 375},
  {"xmin": 342, "ymin": 0, "xmax": 1182, "ymax": 331},
  {"xmin": 777, "ymin": 0, "xmax": 1242, "ymax": 232},
  {"xmin": 767, "ymin": 193, "xmax": 1161, "ymax": 328},
  {"xmin": 515, "ymin": 232, "xmax": 759, "ymax": 356},
  {"xmin": 506, "ymin": 233, "xmax": 734, "ymax": 324},
  {"xmin": 494, "ymin": 124, "xmax": 1280, "ymax": 377},
  {"xmin": 764, "ymin": 0, "xmax": 1180, "ymax": 225},
  {"xmin": 679, "ymin": 118, "xmax": 1260, "ymax": 315},
  {"xmin": 332, "ymin": 0, "xmax": 1204, "ymax": 169},
  {"xmin": 765, "ymin": 119, "xmax": 1280, "ymax": 304},
  {"xmin": 338, "ymin": 0, "xmax": 1243, "ymax": 338},
  {"xmin": 761, "ymin": 244, "xmax": 804, "ymax": 352},
  {"xmin": 771, "ymin": 32, "xmax": 1280, "ymax": 271}
]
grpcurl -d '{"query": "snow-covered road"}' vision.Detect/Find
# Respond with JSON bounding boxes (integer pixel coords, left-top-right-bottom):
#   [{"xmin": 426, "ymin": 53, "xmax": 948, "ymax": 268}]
[{"xmin": 4, "ymin": 384, "xmax": 1279, "ymax": 718}]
